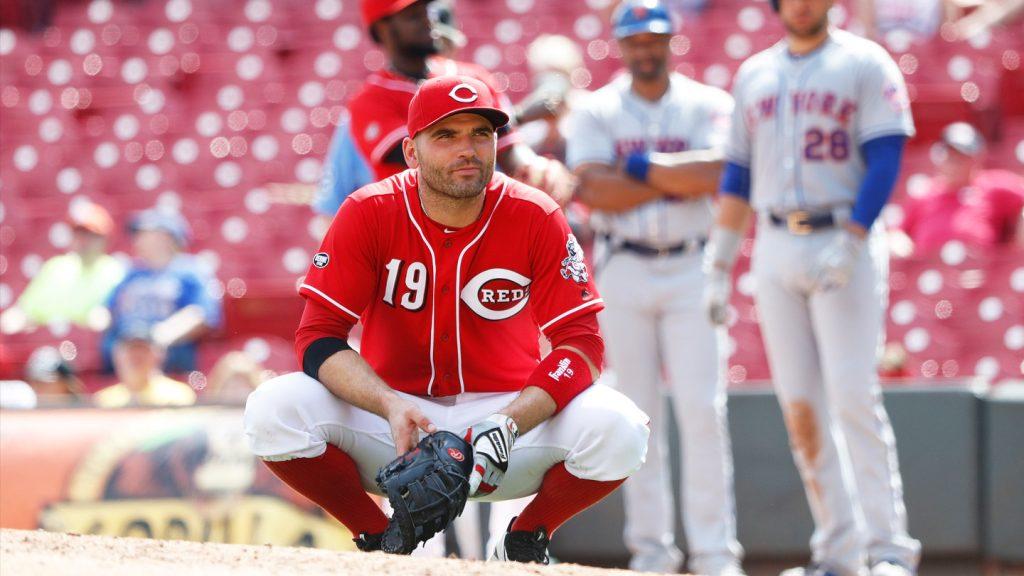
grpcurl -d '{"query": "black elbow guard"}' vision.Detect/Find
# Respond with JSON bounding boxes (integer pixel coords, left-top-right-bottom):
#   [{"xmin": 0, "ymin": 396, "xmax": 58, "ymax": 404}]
[{"xmin": 303, "ymin": 337, "xmax": 352, "ymax": 380}]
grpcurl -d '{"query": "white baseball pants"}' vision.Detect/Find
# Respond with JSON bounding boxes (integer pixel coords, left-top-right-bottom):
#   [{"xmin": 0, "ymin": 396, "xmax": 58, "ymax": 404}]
[
  {"xmin": 244, "ymin": 372, "xmax": 650, "ymax": 502},
  {"xmin": 751, "ymin": 221, "xmax": 921, "ymax": 575},
  {"xmin": 598, "ymin": 248, "xmax": 743, "ymax": 570}
]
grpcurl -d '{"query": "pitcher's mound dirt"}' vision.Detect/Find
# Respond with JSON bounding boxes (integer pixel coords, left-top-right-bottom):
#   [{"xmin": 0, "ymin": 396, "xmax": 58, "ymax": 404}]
[{"xmin": 0, "ymin": 529, "xmax": 684, "ymax": 576}]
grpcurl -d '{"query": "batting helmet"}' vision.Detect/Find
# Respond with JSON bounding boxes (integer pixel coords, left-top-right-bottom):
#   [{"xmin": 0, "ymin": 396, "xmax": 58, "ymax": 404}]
[
  {"xmin": 770, "ymin": 0, "xmax": 779, "ymax": 12},
  {"xmin": 612, "ymin": 0, "xmax": 676, "ymax": 39}
]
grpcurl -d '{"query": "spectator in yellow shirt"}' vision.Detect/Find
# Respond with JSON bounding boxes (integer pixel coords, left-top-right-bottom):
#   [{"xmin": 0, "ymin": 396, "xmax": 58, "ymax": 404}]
[
  {"xmin": 1, "ymin": 201, "xmax": 125, "ymax": 334},
  {"xmin": 94, "ymin": 324, "xmax": 197, "ymax": 408}
]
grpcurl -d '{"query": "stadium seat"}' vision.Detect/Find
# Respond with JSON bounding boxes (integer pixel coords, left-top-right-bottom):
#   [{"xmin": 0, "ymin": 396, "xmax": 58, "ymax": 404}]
[{"xmin": 1, "ymin": 0, "xmax": 1021, "ymax": 385}]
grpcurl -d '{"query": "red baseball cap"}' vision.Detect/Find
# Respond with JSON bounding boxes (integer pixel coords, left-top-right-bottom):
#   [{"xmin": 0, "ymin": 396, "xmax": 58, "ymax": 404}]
[
  {"xmin": 361, "ymin": 0, "xmax": 422, "ymax": 27},
  {"xmin": 407, "ymin": 75, "xmax": 510, "ymax": 139}
]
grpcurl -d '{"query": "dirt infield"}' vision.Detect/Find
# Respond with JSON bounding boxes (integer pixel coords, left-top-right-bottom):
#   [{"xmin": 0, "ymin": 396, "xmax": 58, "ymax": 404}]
[{"xmin": 0, "ymin": 529, "xmax": 682, "ymax": 576}]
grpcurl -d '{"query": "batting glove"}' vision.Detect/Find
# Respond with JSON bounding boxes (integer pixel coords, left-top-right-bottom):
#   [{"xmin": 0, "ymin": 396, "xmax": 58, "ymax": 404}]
[
  {"xmin": 703, "ymin": 267, "xmax": 732, "ymax": 326},
  {"xmin": 463, "ymin": 414, "xmax": 519, "ymax": 497},
  {"xmin": 810, "ymin": 230, "xmax": 864, "ymax": 292}
]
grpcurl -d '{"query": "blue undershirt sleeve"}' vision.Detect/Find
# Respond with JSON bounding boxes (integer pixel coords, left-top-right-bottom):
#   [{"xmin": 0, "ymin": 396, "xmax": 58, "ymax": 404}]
[
  {"xmin": 719, "ymin": 161, "xmax": 751, "ymax": 201},
  {"xmin": 851, "ymin": 134, "xmax": 906, "ymax": 229}
]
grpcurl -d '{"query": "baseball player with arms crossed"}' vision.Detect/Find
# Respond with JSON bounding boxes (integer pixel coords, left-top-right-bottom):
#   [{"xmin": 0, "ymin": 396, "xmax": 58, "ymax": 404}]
[
  {"xmin": 567, "ymin": 2, "xmax": 743, "ymax": 575},
  {"xmin": 244, "ymin": 75, "xmax": 650, "ymax": 562},
  {"xmin": 349, "ymin": 0, "xmax": 575, "ymax": 205},
  {"xmin": 703, "ymin": 0, "xmax": 921, "ymax": 574}
]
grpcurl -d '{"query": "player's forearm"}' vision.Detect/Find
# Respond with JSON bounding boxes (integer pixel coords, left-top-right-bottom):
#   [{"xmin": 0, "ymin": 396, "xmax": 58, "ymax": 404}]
[
  {"xmin": 646, "ymin": 149, "xmax": 725, "ymax": 198},
  {"xmin": 574, "ymin": 167, "xmax": 663, "ymax": 212},
  {"xmin": 707, "ymin": 194, "xmax": 755, "ymax": 274},
  {"xmin": 715, "ymin": 194, "xmax": 755, "ymax": 234},
  {"xmin": 503, "ymin": 348, "xmax": 597, "ymax": 434},
  {"xmin": 499, "ymin": 386, "xmax": 556, "ymax": 436},
  {"xmin": 152, "ymin": 305, "xmax": 209, "ymax": 348},
  {"xmin": 501, "ymin": 336, "xmax": 602, "ymax": 434},
  {"xmin": 957, "ymin": 0, "xmax": 1024, "ymax": 35},
  {"xmin": 316, "ymin": 349, "xmax": 403, "ymax": 420}
]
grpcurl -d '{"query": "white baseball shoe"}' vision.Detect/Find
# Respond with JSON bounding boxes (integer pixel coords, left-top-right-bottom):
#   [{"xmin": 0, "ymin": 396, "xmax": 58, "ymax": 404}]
[
  {"xmin": 628, "ymin": 546, "xmax": 683, "ymax": 573},
  {"xmin": 870, "ymin": 561, "xmax": 914, "ymax": 576},
  {"xmin": 779, "ymin": 564, "xmax": 846, "ymax": 576},
  {"xmin": 691, "ymin": 555, "xmax": 747, "ymax": 576}
]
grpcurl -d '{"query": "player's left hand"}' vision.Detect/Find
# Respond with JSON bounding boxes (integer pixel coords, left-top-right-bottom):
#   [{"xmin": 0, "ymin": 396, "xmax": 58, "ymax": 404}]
[
  {"xmin": 514, "ymin": 156, "xmax": 576, "ymax": 207},
  {"xmin": 462, "ymin": 413, "xmax": 519, "ymax": 497},
  {"xmin": 810, "ymin": 230, "xmax": 864, "ymax": 292},
  {"xmin": 703, "ymin": 267, "xmax": 732, "ymax": 325}
]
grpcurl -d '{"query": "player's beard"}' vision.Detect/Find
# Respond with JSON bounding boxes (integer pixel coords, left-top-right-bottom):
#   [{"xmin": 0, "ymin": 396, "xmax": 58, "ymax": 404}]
[
  {"xmin": 398, "ymin": 36, "xmax": 440, "ymax": 59},
  {"xmin": 783, "ymin": 13, "xmax": 830, "ymax": 38},
  {"xmin": 420, "ymin": 156, "xmax": 494, "ymax": 200},
  {"xmin": 628, "ymin": 56, "xmax": 667, "ymax": 83}
]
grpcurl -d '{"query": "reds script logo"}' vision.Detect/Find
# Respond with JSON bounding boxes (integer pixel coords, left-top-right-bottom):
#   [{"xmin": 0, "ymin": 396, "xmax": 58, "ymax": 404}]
[
  {"xmin": 448, "ymin": 83, "xmax": 479, "ymax": 103},
  {"xmin": 460, "ymin": 268, "xmax": 531, "ymax": 321}
]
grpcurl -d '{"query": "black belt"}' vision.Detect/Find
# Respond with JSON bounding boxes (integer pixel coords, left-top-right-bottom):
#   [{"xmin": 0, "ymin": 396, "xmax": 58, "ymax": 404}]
[
  {"xmin": 606, "ymin": 236, "xmax": 707, "ymax": 258},
  {"xmin": 768, "ymin": 210, "xmax": 837, "ymax": 235}
]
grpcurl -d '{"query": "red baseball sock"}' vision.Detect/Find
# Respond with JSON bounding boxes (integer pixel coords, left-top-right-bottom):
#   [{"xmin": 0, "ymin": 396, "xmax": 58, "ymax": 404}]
[
  {"xmin": 263, "ymin": 445, "xmax": 388, "ymax": 537},
  {"xmin": 511, "ymin": 462, "xmax": 625, "ymax": 535}
]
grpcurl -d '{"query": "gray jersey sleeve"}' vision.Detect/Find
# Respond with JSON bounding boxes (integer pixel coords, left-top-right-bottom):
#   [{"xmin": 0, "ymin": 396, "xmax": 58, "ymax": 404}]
[
  {"xmin": 707, "ymin": 93, "xmax": 735, "ymax": 152},
  {"xmin": 723, "ymin": 69, "xmax": 751, "ymax": 167},
  {"xmin": 855, "ymin": 46, "xmax": 915, "ymax": 144},
  {"xmin": 565, "ymin": 99, "xmax": 615, "ymax": 169}
]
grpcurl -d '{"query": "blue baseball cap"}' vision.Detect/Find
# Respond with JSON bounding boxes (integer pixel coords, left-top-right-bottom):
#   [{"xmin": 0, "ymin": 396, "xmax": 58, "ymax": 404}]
[
  {"xmin": 129, "ymin": 209, "xmax": 191, "ymax": 247},
  {"xmin": 612, "ymin": 0, "xmax": 676, "ymax": 39}
]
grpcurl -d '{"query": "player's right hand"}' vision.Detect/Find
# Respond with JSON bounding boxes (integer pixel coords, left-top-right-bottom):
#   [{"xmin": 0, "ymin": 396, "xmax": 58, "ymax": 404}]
[
  {"xmin": 384, "ymin": 396, "xmax": 437, "ymax": 455},
  {"xmin": 703, "ymin": 267, "xmax": 732, "ymax": 326},
  {"xmin": 809, "ymin": 230, "xmax": 863, "ymax": 293}
]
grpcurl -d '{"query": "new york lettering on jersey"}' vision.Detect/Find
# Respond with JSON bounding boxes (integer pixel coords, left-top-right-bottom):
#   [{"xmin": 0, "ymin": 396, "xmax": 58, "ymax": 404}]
[
  {"xmin": 299, "ymin": 170, "xmax": 603, "ymax": 398},
  {"xmin": 727, "ymin": 29, "xmax": 914, "ymax": 212},
  {"xmin": 567, "ymin": 73, "xmax": 733, "ymax": 246}
]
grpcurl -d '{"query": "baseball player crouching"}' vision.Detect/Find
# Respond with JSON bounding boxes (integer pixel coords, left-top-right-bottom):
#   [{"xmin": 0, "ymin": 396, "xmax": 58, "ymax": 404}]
[
  {"xmin": 244, "ymin": 75, "xmax": 650, "ymax": 563},
  {"xmin": 703, "ymin": 0, "xmax": 921, "ymax": 573}
]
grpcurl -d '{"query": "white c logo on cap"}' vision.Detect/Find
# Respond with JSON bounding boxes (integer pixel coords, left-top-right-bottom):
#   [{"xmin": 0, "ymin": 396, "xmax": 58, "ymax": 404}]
[{"xmin": 448, "ymin": 83, "xmax": 479, "ymax": 103}]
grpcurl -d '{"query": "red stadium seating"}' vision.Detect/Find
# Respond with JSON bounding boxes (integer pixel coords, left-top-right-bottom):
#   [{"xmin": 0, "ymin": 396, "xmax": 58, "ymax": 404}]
[{"xmin": 0, "ymin": 0, "xmax": 1021, "ymax": 387}]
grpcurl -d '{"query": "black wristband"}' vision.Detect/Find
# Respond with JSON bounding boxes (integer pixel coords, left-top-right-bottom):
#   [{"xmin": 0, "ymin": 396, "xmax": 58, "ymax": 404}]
[{"xmin": 303, "ymin": 337, "xmax": 352, "ymax": 380}]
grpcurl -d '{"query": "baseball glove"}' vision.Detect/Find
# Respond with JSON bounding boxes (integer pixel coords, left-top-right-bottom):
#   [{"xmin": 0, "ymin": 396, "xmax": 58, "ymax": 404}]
[{"xmin": 375, "ymin": 431, "xmax": 474, "ymax": 554}]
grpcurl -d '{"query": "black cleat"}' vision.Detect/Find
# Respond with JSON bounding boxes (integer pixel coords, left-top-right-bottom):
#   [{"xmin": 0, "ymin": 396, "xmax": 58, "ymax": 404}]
[
  {"xmin": 353, "ymin": 532, "xmax": 383, "ymax": 552},
  {"xmin": 489, "ymin": 517, "xmax": 550, "ymax": 564}
]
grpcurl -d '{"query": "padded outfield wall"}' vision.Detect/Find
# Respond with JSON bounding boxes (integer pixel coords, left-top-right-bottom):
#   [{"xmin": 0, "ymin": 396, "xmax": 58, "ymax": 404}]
[{"xmin": 0, "ymin": 387, "xmax": 1021, "ymax": 569}]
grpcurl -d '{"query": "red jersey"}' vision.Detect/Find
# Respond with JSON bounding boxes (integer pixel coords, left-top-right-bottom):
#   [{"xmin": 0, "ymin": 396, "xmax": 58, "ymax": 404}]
[
  {"xmin": 298, "ymin": 170, "xmax": 603, "ymax": 397},
  {"xmin": 347, "ymin": 57, "xmax": 519, "ymax": 180},
  {"xmin": 900, "ymin": 170, "xmax": 1024, "ymax": 252}
]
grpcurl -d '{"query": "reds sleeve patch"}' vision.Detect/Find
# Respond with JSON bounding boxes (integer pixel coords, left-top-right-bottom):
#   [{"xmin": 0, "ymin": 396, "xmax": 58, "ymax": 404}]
[
  {"xmin": 560, "ymin": 235, "xmax": 589, "ymax": 284},
  {"xmin": 312, "ymin": 252, "xmax": 330, "ymax": 268}
]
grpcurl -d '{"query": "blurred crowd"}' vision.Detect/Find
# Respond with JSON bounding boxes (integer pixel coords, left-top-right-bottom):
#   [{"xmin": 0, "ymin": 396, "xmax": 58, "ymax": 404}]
[
  {"xmin": 0, "ymin": 203, "xmax": 268, "ymax": 409},
  {"xmin": 0, "ymin": 0, "xmax": 1021, "ymax": 411}
]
